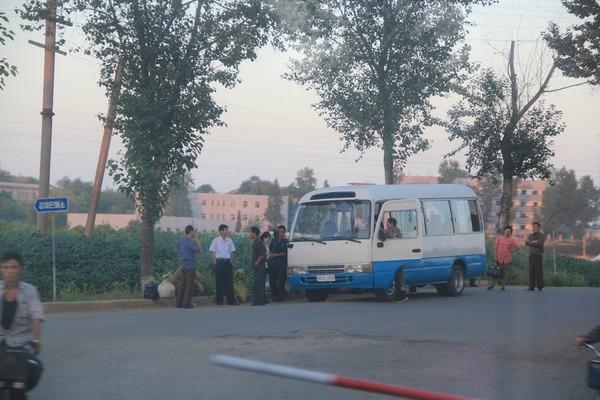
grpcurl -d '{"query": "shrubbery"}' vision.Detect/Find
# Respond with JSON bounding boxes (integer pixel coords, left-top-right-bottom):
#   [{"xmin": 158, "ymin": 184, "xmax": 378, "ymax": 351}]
[
  {"xmin": 485, "ymin": 240, "xmax": 599, "ymax": 287},
  {"xmin": 1, "ymin": 224, "xmax": 598, "ymax": 301},
  {"xmin": 0, "ymin": 223, "xmax": 253, "ymax": 301}
]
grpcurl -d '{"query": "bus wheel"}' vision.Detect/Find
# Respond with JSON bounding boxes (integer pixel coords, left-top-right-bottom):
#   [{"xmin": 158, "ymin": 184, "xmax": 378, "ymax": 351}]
[
  {"xmin": 305, "ymin": 289, "xmax": 328, "ymax": 302},
  {"xmin": 376, "ymin": 273, "xmax": 401, "ymax": 302},
  {"xmin": 446, "ymin": 266, "xmax": 465, "ymax": 297}
]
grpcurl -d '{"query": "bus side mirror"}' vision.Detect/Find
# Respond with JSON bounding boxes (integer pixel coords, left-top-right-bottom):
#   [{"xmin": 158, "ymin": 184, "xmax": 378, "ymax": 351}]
[
  {"xmin": 377, "ymin": 242, "xmax": 384, "ymax": 248},
  {"xmin": 287, "ymin": 243, "xmax": 294, "ymax": 249}
]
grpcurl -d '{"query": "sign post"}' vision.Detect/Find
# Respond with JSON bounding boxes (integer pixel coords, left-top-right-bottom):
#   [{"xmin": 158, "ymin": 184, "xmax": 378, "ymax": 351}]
[{"xmin": 34, "ymin": 197, "xmax": 69, "ymax": 301}]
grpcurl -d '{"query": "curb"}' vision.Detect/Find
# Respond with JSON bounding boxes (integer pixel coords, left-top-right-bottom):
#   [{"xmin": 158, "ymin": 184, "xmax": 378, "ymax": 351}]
[{"xmin": 43, "ymin": 295, "xmax": 216, "ymax": 314}]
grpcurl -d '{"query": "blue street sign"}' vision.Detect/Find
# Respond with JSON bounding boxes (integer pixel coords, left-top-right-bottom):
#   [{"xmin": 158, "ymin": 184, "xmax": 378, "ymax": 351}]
[{"xmin": 34, "ymin": 197, "xmax": 69, "ymax": 213}]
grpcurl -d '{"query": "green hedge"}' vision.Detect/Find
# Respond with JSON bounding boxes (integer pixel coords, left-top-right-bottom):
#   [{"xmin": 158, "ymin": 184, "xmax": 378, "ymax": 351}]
[
  {"xmin": 485, "ymin": 240, "xmax": 599, "ymax": 287},
  {"xmin": 0, "ymin": 223, "xmax": 254, "ymax": 301},
  {"xmin": 1, "ymin": 224, "xmax": 598, "ymax": 301}
]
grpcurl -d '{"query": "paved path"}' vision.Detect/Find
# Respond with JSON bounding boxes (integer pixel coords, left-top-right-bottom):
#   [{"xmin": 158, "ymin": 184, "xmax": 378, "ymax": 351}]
[{"xmin": 32, "ymin": 287, "xmax": 600, "ymax": 399}]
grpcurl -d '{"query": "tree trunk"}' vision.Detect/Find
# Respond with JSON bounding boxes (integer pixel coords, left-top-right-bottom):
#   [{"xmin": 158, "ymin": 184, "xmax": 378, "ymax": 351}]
[
  {"xmin": 498, "ymin": 175, "xmax": 514, "ymax": 232},
  {"xmin": 140, "ymin": 207, "xmax": 155, "ymax": 289},
  {"xmin": 383, "ymin": 138, "xmax": 394, "ymax": 184}
]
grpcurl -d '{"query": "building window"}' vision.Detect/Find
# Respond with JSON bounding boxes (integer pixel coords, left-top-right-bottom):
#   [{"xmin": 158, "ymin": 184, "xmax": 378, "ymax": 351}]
[
  {"xmin": 230, "ymin": 214, "xmax": 235, "ymax": 220},
  {"xmin": 242, "ymin": 214, "xmax": 248, "ymax": 221},
  {"xmin": 520, "ymin": 225, "xmax": 526, "ymax": 230},
  {"xmin": 521, "ymin": 190, "xmax": 527, "ymax": 195},
  {"xmin": 520, "ymin": 213, "xmax": 527, "ymax": 218},
  {"xmin": 201, "ymin": 200, "xmax": 207, "ymax": 206},
  {"xmin": 211, "ymin": 200, "xmax": 214, "ymax": 206},
  {"xmin": 200, "ymin": 213, "xmax": 206, "ymax": 220},
  {"xmin": 255, "ymin": 202, "xmax": 260, "ymax": 208},
  {"xmin": 532, "ymin": 191, "xmax": 539, "ymax": 195},
  {"xmin": 520, "ymin": 201, "xmax": 526, "ymax": 207},
  {"xmin": 243, "ymin": 201, "xmax": 248, "ymax": 208},
  {"xmin": 495, "ymin": 200, "xmax": 501, "ymax": 206},
  {"xmin": 533, "ymin": 202, "xmax": 539, "ymax": 207}
]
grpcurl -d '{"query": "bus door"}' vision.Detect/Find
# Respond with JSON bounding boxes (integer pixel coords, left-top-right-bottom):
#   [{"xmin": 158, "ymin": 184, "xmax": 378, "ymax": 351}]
[{"xmin": 372, "ymin": 199, "xmax": 423, "ymax": 287}]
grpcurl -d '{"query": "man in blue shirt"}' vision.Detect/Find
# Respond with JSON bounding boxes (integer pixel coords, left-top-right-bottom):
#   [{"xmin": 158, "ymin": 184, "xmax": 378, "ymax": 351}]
[{"xmin": 176, "ymin": 225, "xmax": 202, "ymax": 308}]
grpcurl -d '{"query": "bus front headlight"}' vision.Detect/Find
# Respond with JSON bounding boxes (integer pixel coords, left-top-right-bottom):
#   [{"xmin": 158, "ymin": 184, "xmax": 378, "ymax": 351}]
[
  {"xmin": 288, "ymin": 266, "xmax": 307, "ymax": 275},
  {"xmin": 344, "ymin": 263, "xmax": 372, "ymax": 273}
]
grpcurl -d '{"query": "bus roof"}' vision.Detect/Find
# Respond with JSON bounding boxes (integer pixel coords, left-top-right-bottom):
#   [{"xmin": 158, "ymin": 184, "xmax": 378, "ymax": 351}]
[{"xmin": 299, "ymin": 184, "xmax": 477, "ymax": 203}]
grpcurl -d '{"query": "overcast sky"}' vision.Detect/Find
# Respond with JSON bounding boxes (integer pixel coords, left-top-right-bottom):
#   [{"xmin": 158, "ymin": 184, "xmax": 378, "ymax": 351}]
[{"xmin": 1, "ymin": 0, "xmax": 599, "ymax": 193}]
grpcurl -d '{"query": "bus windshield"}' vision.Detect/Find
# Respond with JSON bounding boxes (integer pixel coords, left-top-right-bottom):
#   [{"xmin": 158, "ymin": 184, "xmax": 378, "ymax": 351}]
[{"xmin": 291, "ymin": 200, "xmax": 371, "ymax": 241}]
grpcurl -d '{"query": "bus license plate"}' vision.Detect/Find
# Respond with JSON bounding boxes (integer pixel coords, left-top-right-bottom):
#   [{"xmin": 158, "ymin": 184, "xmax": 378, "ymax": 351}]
[{"xmin": 316, "ymin": 274, "xmax": 335, "ymax": 282}]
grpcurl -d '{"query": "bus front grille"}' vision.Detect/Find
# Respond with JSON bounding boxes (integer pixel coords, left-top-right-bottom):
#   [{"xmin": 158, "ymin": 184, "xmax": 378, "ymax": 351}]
[{"xmin": 307, "ymin": 265, "xmax": 345, "ymax": 274}]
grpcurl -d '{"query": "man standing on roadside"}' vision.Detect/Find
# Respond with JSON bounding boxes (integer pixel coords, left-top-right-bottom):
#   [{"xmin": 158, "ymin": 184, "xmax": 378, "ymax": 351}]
[
  {"xmin": 250, "ymin": 226, "xmax": 267, "ymax": 306},
  {"xmin": 269, "ymin": 225, "xmax": 288, "ymax": 302},
  {"xmin": 209, "ymin": 224, "xmax": 237, "ymax": 305},
  {"xmin": 526, "ymin": 222, "xmax": 545, "ymax": 292},
  {"xmin": 176, "ymin": 225, "xmax": 202, "ymax": 309}
]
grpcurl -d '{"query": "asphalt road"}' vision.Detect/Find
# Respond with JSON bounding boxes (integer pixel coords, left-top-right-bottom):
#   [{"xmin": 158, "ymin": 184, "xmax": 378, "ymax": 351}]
[{"xmin": 32, "ymin": 286, "xmax": 600, "ymax": 400}]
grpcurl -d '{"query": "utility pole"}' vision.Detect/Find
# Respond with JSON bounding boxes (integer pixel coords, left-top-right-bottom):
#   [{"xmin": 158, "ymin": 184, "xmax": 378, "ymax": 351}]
[
  {"xmin": 85, "ymin": 58, "xmax": 125, "ymax": 236},
  {"xmin": 30, "ymin": 0, "xmax": 70, "ymax": 233}
]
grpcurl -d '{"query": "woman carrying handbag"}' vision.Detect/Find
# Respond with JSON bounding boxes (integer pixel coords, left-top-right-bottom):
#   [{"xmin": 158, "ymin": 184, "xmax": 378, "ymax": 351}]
[{"xmin": 489, "ymin": 226, "xmax": 519, "ymax": 291}]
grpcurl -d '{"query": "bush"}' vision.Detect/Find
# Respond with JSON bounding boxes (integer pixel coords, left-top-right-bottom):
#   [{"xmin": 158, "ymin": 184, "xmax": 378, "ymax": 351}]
[
  {"xmin": 0, "ymin": 223, "xmax": 254, "ymax": 301},
  {"xmin": 485, "ymin": 238, "xmax": 600, "ymax": 287}
]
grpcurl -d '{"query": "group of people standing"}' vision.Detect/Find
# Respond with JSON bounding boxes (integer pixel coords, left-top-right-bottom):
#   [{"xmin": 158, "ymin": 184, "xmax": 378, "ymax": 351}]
[
  {"xmin": 175, "ymin": 223, "xmax": 288, "ymax": 308},
  {"xmin": 489, "ymin": 222, "xmax": 546, "ymax": 291}
]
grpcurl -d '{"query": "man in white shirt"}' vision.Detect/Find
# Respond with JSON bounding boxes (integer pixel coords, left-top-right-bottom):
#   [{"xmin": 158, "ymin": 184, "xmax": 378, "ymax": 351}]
[{"xmin": 209, "ymin": 224, "xmax": 238, "ymax": 305}]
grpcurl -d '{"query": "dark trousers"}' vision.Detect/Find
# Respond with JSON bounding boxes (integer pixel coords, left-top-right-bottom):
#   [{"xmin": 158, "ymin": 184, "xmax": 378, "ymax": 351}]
[
  {"xmin": 252, "ymin": 264, "xmax": 266, "ymax": 305},
  {"xmin": 268, "ymin": 264, "xmax": 286, "ymax": 301},
  {"xmin": 529, "ymin": 255, "xmax": 544, "ymax": 289},
  {"xmin": 176, "ymin": 268, "xmax": 195, "ymax": 308},
  {"xmin": 215, "ymin": 260, "xmax": 236, "ymax": 304}
]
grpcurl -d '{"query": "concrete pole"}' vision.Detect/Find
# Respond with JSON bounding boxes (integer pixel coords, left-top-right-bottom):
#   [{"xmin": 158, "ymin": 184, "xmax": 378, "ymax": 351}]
[
  {"xmin": 85, "ymin": 58, "xmax": 125, "ymax": 236},
  {"xmin": 36, "ymin": 0, "xmax": 57, "ymax": 234}
]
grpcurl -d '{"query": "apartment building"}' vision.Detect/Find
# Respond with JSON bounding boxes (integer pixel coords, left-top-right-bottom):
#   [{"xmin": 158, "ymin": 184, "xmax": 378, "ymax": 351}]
[{"xmin": 188, "ymin": 192, "xmax": 288, "ymax": 232}]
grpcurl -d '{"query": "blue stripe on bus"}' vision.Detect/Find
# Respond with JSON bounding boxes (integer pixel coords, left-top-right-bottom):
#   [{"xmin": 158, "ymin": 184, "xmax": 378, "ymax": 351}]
[{"xmin": 287, "ymin": 254, "xmax": 486, "ymax": 290}]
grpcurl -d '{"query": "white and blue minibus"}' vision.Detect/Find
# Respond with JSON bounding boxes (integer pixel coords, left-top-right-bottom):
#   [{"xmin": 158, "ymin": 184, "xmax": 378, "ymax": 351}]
[{"xmin": 287, "ymin": 184, "xmax": 486, "ymax": 302}]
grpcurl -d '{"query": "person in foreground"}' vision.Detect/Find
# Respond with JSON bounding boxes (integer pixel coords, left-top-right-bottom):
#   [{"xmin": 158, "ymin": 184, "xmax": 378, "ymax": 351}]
[
  {"xmin": 576, "ymin": 326, "xmax": 600, "ymax": 347},
  {"xmin": 0, "ymin": 251, "xmax": 44, "ymax": 400}
]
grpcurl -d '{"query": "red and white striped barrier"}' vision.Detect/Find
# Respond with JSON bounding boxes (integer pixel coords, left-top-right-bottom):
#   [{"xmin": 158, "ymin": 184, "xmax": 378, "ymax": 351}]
[{"xmin": 211, "ymin": 355, "xmax": 478, "ymax": 400}]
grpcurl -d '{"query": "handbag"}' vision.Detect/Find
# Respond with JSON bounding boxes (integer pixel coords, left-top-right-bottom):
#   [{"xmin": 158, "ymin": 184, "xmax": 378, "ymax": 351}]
[{"xmin": 487, "ymin": 263, "xmax": 503, "ymax": 278}]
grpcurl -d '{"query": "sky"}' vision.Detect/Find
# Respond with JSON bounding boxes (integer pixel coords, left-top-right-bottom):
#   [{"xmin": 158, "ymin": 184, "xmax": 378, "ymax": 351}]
[{"xmin": 1, "ymin": 0, "xmax": 599, "ymax": 193}]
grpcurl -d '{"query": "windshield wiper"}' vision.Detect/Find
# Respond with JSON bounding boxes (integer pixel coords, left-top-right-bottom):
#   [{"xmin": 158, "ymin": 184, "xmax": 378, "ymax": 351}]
[
  {"xmin": 341, "ymin": 237, "xmax": 362, "ymax": 243},
  {"xmin": 293, "ymin": 238, "xmax": 327, "ymax": 245}
]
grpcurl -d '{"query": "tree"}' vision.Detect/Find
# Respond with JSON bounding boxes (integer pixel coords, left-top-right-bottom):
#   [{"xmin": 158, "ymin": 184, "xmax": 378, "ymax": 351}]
[
  {"xmin": 234, "ymin": 209, "xmax": 242, "ymax": 233},
  {"xmin": 20, "ymin": 0, "xmax": 276, "ymax": 286},
  {"xmin": 471, "ymin": 175, "xmax": 502, "ymax": 226},
  {"xmin": 544, "ymin": 0, "xmax": 600, "ymax": 86},
  {"xmin": 52, "ymin": 177, "xmax": 93, "ymax": 212},
  {"xmin": 0, "ymin": 12, "xmax": 17, "ymax": 91},
  {"xmin": 438, "ymin": 159, "xmax": 468, "ymax": 184},
  {"xmin": 282, "ymin": 0, "xmax": 493, "ymax": 184},
  {"xmin": 0, "ymin": 192, "xmax": 34, "ymax": 224},
  {"xmin": 195, "ymin": 184, "xmax": 215, "ymax": 193},
  {"xmin": 445, "ymin": 41, "xmax": 565, "ymax": 229},
  {"xmin": 238, "ymin": 176, "xmax": 279, "ymax": 196},
  {"xmin": 265, "ymin": 179, "xmax": 284, "ymax": 226},
  {"xmin": 237, "ymin": 176, "xmax": 284, "ymax": 226},
  {"xmin": 287, "ymin": 167, "xmax": 317, "ymax": 198},
  {"xmin": 97, "ymin": 190, "xmax": 135, "ymax": 213},
  {"xmin": 164, "ymin": 173, "xmax": 193, "ymax": 217},
  {"xmin": 540, "ymin": 168, "xmax": 600, "ymax": 237}
]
